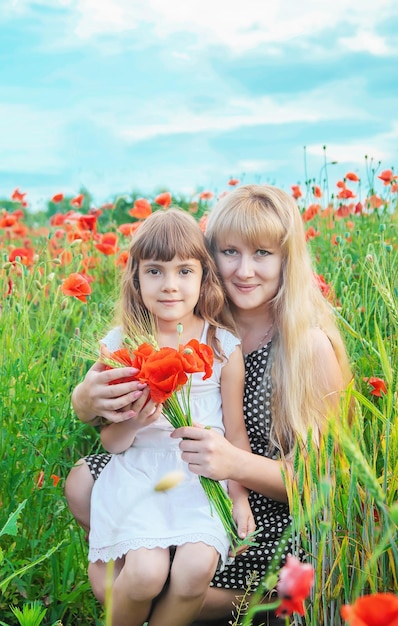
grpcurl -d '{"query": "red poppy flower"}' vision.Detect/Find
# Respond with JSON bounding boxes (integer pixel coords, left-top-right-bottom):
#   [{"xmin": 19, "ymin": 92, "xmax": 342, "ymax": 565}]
[
  {"xmin": 302, "ymin": 203, "xmax": 320, "ymax": 222},
  {"xmin": 337, "ymin": 188, "xmax": 356, "ymax": 199},
  {"xmin": 366, "ymin": 195, "xmax": 384, "ymax": 210},
  {"xmin": 305, "ymin": 226, "xmax": 320, "ymax": 241},
  {"xmin": 378, "ymin": 170, "xmax": 395, "ymax": 185},
  {"xmin": 312, "ymin": 185, "xmax": 322, "ymax": 198},
  {"xmin": 138, "ymin": 347, "xmax": 188, "ymax": 403},
  {"xmin": 101, "ymin": 346, "xmax": 138, "ymax": 384},
  {"xmin": 9, "ymin": 247, "xmax": 35, "ymax": 266},
  {"xmin": 11, "ymin": 188, "xmax": 27, "ymax": 203},
  {"xmin": 275, "ymin": 555, "xmax": 314, "ymax": 618},
  {"xmin": 52, "ymin": 193, "xmax": 64, "ymax": 203},
  {"xmin": 336, "ymin": 204, "xmax": 353, "ymax": 217},
  {"xmin": 345, "ymin": 172, "xmax": 360, "ymax": 182},
  {"xmin": 129, "ymin": 198, "xmax": 152, "ymax": 219},
  {"xmin": 291, "ymin": 185, "xmax": 302, "ymax": 200},
  {"xmin": 94, "ymin": 232, "xmax": 119, "ymax": 255},
  {"xmin": 199, "ymin": 191, "xmax": 214, "ymax": 201},
  {"xmin": 78, "ymin": 214, "xmax": 97, "ymax": 232},
  {"xmin": 132, "ymin": 343, "xmax": 157, "ymax": 369},
  {"xmin": 180, "ymin": 340, "xmax": 214, "ymax": 379},
  {"xmin": 314, "ymin": 273, "xmax": 331, "ymax": 298},
  {"xmin": 70, "ymin": 194, "xmax": 85, "ymax": 208},
  {"xmin": 341, "ymin": 592, "xmax": 398, "ymax": 625},
  {"xmin": 61, "ymin": 272, "xmax": 92, "ymax": 302},
  {"xmin": 337, "ymin": 180, "xmax": 346, "ymax": 189},
  {"xmin": 118, "ymin": 222, "xmax": 141, "ymax": 237},
  {"xmin": 364, "ymin": 377, "xmax": 387, "ymax": 397},
  {"xmin": 228, "ymin": 178, "xmax": 240, "ymax": 186},
  {"xmin": 51, "ymin": 474, "xmax": 61, "ymax": 487},
  {"xmin": 198, "ymin": 214, "xmax": 208, "ymax": 233},
  {"xmin": 0, "ymin": 212, "xmax": 18, "ymax": 228},
  {"xmin": 116, "ymin": 250, "xmax": 129, "ymax": 269},
  {"xmin": 154, "ymin": 192, "xmax": 172, "ymax": 209}
]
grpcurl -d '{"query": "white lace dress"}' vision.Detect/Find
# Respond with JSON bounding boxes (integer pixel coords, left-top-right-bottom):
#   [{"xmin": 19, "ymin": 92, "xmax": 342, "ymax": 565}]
[{"xmin": 88, "ymin": 324, "xmax": 240, "ymax": 570}]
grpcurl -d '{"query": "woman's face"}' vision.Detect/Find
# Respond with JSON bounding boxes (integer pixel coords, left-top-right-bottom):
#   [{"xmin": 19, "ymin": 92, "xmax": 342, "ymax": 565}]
[{"xmin": 214, "ymin": 238, "xmax": 282, "ymax": 312}]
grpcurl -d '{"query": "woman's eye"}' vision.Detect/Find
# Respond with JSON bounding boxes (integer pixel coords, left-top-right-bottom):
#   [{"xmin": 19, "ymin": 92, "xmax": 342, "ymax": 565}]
[
  {"xmin": 222, "ymin": 249, "xmax": 238, "ymax": 256},
  {"xmin": 256, "ymin": 249, "xmax": 270, "ymax": 257}
]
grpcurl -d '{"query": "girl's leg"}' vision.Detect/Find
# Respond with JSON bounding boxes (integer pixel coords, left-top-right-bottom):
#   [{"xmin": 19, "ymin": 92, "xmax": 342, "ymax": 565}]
[
  {"xmin": 149, "ymin": 543, "xmax": 220, "ymax": 626},
  {"xmin": 88, "ymin": 557, "xmax": 125, "ymax": 605},
  {"xmin": 110, "ymin": 547, "xmax": 170, "ymax": 626},
  {"xmin": 64, "ymin": 458, "xmax": 94, "ymax": 532}
]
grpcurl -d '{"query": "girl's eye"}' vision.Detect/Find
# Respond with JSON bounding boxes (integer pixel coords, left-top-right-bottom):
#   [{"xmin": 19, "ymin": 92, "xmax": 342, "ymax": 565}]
[
  {"xmin": 221, "ymin": 248, "xmax": 238, "ymax": 256},
  {"xmin": 180, "ymin": 268, "xmax": 192, "ymax": 275},
  {"xmin": 256, "ymin": 249, "xmax": 270, "ymax": 257},
  {"xmin": 148, "ymin": 268, "xmax": 160, "ymax": 275}
]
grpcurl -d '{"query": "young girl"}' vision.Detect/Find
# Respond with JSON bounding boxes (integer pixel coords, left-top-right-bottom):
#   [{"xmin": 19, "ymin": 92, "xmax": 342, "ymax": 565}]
[{"xmin": 84, "ymin": 209, "xmax": 255, "ymax": 626}]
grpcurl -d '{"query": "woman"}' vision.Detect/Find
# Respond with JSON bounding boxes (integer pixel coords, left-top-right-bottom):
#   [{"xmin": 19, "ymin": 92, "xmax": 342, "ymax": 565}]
[{"xmin": 65, "ymin": 184, "xmax": 352, "ymax": 625}]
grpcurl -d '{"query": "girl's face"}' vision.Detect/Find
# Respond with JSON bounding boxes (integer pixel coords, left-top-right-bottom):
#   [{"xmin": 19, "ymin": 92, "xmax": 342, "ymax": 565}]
[
  {"xmin": 138, "ymin": 256, "xmax": 203, "ymax": 325},
  {"xmin": 214, "ymin": 238, "xmax": 282, "ymax": 312}
]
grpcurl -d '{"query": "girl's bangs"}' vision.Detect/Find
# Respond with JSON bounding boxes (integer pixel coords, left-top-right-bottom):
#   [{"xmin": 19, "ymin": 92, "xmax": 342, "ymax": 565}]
[{"xmin": 133, "ymin": 218, "xmax": 206, "ymax": 262}]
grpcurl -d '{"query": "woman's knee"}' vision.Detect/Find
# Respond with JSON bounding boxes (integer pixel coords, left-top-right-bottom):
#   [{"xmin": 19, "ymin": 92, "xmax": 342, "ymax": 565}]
[
  {"xmin": 64, "ymin": 458, "xmax": 93, "ymax": 530},
  {"xmin": 64, "ymin": 458, "xmax": 93, "ymax": 503}
]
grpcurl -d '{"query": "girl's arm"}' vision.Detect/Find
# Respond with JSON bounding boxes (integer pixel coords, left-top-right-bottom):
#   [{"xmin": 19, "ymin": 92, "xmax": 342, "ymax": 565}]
[
  {"xmin": 100, "ymin": 398, "xmax": 162, "ymax": 453},
  {"xmin": 72, "ymin": 361, "xmax": 148, "ymax": 424}
]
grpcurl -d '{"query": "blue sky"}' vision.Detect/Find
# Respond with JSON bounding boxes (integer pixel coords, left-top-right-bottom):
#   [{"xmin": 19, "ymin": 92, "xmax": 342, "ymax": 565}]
[{"xmin": 1, "ymin": 0, "xmax": 397, "ymax": 211}]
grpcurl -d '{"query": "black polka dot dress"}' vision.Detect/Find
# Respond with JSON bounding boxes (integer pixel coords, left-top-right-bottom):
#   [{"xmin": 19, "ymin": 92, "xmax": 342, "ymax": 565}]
[{"xmin": 212, "ymin": 341, "xmax": 292, "ymax": 591}]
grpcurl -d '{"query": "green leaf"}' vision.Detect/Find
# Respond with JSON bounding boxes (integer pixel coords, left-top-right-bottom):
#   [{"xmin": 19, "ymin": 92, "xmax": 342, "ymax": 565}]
[{"xmin": 0, "ymin": 499, "xmax": 27, "ymax": 538}]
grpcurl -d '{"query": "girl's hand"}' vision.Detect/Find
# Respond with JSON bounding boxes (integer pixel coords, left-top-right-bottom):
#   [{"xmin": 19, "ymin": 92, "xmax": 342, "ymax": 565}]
[
  {"xmin": 72, "ymin": 360, "xmax": 150, "ymax": 424},
  {"xmin": 171, "ymin": 424, "xmax": 237, "ymax": 481}
]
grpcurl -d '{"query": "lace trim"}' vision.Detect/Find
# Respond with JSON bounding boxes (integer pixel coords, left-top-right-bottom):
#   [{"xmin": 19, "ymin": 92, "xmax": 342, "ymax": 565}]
[{"xmin": 89, "ymin": 533, "xmax": 229, "ymax": 569}]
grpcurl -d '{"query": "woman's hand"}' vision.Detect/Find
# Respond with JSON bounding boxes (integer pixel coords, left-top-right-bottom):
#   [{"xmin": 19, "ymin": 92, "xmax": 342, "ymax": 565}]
[
  {"xmin": 170, "ymin": 424, "xmax": 238, "ymax": 481},
  {"xmin": 230, "ymin": 492, "xmax": 256, "ymax": 557},
  {"xmin": 72, "ymin": 360, "xmax": 152, "ymax": 424}
]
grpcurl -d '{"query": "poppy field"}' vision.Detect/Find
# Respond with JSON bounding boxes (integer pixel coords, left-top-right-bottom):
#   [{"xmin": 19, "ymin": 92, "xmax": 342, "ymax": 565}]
[{"xmin": 0, "ymin": 164, "xmax": 397, "ymax": 626}]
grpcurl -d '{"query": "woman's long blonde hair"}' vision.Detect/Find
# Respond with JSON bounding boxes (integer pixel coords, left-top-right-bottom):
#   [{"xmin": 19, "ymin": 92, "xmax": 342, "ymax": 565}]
[
  {"xmin": 117, "ymin": 208, "xmax": 236, "ymax": 357},
  {"xmin": 206, "ymin": 184, "xmax": 352, "ymax": 455}
]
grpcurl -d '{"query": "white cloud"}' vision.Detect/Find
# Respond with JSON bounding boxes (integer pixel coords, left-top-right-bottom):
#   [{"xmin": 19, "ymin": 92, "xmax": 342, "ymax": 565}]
[
  {"xmin": 4, "ymin": 0, "xmax": 398, "ymax": 55},
  {"xmin": 306, "ymin": 122, "xmax": 398, "ymax": 166},
  {"xmin": 95, "ymin": 80, "xmax": 370, "ymax": 144}
]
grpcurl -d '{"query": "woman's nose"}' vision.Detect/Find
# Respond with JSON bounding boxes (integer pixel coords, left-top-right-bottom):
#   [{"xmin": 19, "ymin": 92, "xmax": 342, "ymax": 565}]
[{"xmin": 235, "ymin": 255, "xmax": 255, "ymax": 278}]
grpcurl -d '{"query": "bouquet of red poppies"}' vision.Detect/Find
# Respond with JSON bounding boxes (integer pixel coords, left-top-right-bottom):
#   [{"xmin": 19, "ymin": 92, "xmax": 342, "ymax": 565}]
[{"xmin": 99, "ymin": 325, "xmax": 245, "ymax": 551}]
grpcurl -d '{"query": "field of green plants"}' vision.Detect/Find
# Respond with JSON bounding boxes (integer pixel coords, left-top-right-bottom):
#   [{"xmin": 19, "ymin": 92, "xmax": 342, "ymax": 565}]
[{"xmin": 0, "ymin": 162, "xmax": 397, "ymax": 626}]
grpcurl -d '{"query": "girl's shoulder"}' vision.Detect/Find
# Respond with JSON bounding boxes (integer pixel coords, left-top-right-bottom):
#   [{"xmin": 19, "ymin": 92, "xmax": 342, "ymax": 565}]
[
  {"xmin": 214, "ymin": 326, "xmax": 241, "ymax": 359},
  {"xmin": 100, "ymin": 326, "xmax": 124, "ymax": 351}
]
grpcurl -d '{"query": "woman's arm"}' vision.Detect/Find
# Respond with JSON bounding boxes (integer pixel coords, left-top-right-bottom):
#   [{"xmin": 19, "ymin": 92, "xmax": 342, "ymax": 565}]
[
  {"xmin": 219, "ymin": 347, "xmax": 256, "ymax": 538},
  {"xmin": 171, "ymin": 427, "xmax": 289, "ymax": 502}
]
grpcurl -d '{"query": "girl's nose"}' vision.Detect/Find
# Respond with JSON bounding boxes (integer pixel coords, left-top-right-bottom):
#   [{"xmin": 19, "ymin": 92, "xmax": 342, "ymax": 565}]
[{"xmin": 161, "ymin": 274, "xmax": 178, "ymax": 291}]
